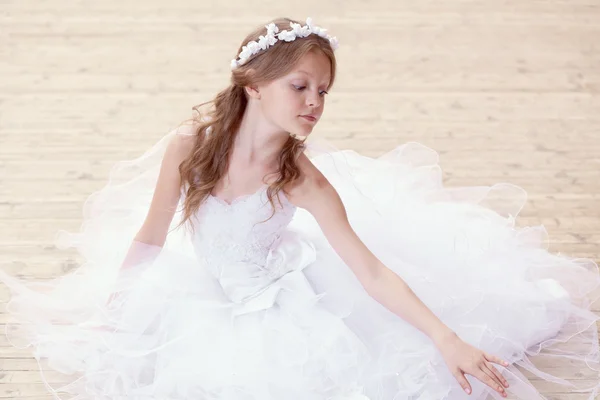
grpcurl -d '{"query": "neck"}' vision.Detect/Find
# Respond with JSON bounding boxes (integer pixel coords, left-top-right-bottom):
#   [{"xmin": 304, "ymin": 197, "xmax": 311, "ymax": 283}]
[{"xmin": 232, "ymin": 100, "xmax": 289, "ymax": 167}]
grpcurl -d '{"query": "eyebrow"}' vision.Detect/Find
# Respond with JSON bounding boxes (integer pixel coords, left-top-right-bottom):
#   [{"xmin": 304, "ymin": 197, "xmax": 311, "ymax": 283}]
[{"xmin": 294, "ymin": 70, "xmax": 331, "ymax": 85}]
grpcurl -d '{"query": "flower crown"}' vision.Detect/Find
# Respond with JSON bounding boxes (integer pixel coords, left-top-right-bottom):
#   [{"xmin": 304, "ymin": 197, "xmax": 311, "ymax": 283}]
[{"xmin": 230, "ymin": 17, "xmax": 339, "ymax": 70}]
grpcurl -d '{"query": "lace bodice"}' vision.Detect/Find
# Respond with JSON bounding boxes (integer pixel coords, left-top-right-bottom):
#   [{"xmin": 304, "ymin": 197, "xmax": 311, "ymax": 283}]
[
  {"xmin": 187, "ymin": 186, "xmax": 317, "ymax": 311},
  {"xmin": 188, "ymin": 186, "xmax": 306, "ymax": 303},
  {"xmin": 191, "ymin": 186, "xmax": 296, "ymax": 268}
]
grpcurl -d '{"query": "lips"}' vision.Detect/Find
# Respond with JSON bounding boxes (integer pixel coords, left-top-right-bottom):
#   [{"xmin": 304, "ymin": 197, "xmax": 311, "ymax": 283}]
[{"xmin": 300, "ymin": 115, "xmax": 317, "ymax": 122}]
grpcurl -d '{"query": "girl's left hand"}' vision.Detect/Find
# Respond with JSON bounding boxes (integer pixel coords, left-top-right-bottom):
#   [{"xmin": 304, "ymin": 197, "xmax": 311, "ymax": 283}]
[{"xmin": 436, "ymin": 332, "xmax": 511, "ymax": 397}]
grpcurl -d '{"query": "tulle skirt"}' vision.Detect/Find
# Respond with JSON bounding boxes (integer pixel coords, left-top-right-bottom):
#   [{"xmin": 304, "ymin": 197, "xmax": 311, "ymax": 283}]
[{"xmin": 1, "ymin": 126, "xmax": 599, "ymax": 400}]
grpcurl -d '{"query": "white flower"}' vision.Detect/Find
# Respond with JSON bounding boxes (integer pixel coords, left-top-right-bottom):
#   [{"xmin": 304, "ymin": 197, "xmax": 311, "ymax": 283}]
[
  {"xmin": 230, "ymin": 17, "xmax": 339, "ymax": 70},
  {"xmin": 257, "ymin": 35, "xmax": 269, "ymax": 50},
  {"xmin": 268, "ymin": 34, "xmax": 278, "ymax": 46},
  {"xmin": 290, "ymin": 22, "xmax": 310, "ymax": 38},
  {"xmin": 239, "ymin": 45, "xmax": 252, "ymax": 60},
  {"xmin": 247, "ymin": 41, "xmax": 260, "ymax": 53},
  {"xmin": 278, "ymin": 30, "xmax": 296, "ymax": 42},
  {"xmin": 265, "ymin": 23, "xmax": 279, "ymax": 36},
  {"xmin": 329, "ymin": 36, "xmax": 339, "ymax": 50}
]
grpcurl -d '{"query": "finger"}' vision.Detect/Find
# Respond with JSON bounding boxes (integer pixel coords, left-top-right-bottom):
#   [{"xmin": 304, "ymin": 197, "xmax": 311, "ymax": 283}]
[
  {"xmin": 474, "ymin": 369, "xmax": 506, "ymax": 397},
  {"xmin": 480, "ymin": 363, "xmax": 505, "ymax": 390},
  {"xmin": 452, "ymin": 370, "xmax": 472, "ymax": 395},
  {"xmin": 485, "ymin": 352, "xmax": 510, "ymax": 368},
  {"xmin": 484, "ymin": 361, "xmax": 509, "ymax": 388}
]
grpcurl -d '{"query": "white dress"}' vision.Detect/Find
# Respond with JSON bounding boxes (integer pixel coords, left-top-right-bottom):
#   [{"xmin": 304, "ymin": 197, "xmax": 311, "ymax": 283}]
[{"xmin": 1, "ymin": 126, "xmax": 599, "ymax": 400}]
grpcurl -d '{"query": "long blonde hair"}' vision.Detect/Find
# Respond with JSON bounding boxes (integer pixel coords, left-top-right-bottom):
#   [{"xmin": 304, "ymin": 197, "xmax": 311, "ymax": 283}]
[{"xmin": 176, "ymin": 17, "xmax": 337, "ymax": 230}]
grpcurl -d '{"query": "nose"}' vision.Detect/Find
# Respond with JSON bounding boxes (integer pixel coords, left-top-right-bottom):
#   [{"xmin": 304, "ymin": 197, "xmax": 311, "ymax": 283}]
[{"xmin": 306, "ymin": 90, "xmax": 321, "ymax": 108}]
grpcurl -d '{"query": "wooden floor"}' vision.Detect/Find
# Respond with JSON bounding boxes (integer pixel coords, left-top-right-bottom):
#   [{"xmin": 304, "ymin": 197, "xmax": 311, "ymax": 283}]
[{"xmin": 1, "ymin": 0, "xmax": 599, "ymax": 399}]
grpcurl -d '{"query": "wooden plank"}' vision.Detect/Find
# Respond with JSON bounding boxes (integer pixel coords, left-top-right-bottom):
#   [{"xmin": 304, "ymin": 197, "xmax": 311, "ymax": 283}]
[{"xmin": 1, "ymin": 0, "xmax": 599, "ymax": 399}]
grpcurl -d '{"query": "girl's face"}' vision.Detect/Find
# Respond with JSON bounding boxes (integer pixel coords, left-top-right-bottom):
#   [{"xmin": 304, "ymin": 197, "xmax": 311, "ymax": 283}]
[{"xmin": 256, "ymin": 50, "xmax": 332, "ymax": 137}]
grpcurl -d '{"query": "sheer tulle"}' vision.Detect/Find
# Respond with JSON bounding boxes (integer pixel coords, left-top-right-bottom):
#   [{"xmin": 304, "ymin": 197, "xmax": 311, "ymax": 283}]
[
  {"xmin": 0, "ymin": 124, "xmax": 599, "ymax": 400},
  {"xmin": 299, "ymin": 143, "xmax": 600, "ymax": 399}
]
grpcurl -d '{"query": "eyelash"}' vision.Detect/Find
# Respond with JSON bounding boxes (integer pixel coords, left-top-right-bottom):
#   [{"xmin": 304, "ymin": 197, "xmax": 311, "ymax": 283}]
[{"xmin": 293, "ymin": 85, "xmax": 328, "ymax": 96}]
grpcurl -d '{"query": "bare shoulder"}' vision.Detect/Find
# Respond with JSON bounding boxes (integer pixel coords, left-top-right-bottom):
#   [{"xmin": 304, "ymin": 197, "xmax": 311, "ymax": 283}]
[
  {"xmin": 284, "ymin": 152, "xmax": 327, "ymax": 197},
  {"xmin": 135, "ymin": 130, "xmax": 196, "ymax": 246},
  {"xmin": 167, "ymin": 130, "xmax": 196, "ymax": 163},
  {"xmin": 284, "ymin": 152, "xmax": 342, "ymax": 213}
]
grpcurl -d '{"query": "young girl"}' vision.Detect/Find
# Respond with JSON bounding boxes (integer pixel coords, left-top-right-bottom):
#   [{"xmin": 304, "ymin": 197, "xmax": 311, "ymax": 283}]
[{"xmin": 1, "ymin": 17, "xmax": 599, "ymax": 400}]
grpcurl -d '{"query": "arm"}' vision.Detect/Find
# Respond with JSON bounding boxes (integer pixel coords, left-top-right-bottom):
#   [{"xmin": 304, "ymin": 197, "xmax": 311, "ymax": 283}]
[
  {"xmin": 291, "ymin": 168, "xmax": 454, "ymax": 345},
  {"xmin": 105, "ymin": 133, "xmax": 195, "ymax": 307},
  {"xmin": 288, "ymin": 154, "xmax": 510, "ymax": 397},
  {"xmin": 121, "ymin": 133, "xmax": 195, "ymax": 268}
]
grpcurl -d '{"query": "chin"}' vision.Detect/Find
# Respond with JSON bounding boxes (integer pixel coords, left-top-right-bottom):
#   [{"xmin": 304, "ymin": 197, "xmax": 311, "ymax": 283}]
[{"xmin": 293, "ymin": 123, "xmax": 316, "ymax": 137}]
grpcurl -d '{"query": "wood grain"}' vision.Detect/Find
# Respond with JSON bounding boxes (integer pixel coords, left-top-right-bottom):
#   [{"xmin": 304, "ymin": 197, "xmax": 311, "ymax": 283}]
[{"xmin": 0, "ymin": 0, "xmax": 599, "ymax": 398}]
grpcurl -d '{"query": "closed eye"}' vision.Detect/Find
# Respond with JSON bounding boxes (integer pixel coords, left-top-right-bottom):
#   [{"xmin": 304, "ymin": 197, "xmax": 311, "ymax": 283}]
[{"xmin": 293, "ymin": 85, "xmax": 328, "ymax": 96}]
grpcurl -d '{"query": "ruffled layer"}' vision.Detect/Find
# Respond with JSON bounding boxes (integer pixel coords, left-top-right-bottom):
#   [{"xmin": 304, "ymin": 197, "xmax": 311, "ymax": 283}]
[
  {"xmin": 295, "ymin": 141, "xmax": 600, "ymax": 399},
  {"xmin": 0, "ymin": 129, "xmax": 598, "ymax": 400},
  {"xmin": 2, "ymin": 240, "xmax": 376, "ymax": 399}
]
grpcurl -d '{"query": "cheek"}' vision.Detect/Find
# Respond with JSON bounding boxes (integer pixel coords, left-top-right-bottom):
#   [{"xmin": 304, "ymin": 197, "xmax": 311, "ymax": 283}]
[
  {"xmin": 262, "ymin": 96, "xmax": 295, "ymax": 127},
  {"xmin": 274, "ymin": 98, "xmax": 295, "ymax": 118},
  {"xmin": 317, "ymin": 101, "xmax": 325, "ymax": 113},
  {"xmin": 279, "ymin": 92, "xmax": 304, "ymax": 118},
  {"xmin": 262, "ymin": 87, "xmax": 307, "ymax": 127},
  {"xmin": 267, "ymin": 89, "xmax": 293, "ymax": 109},
  {"xmin": 261, "ymin": 95, "xmax": 284, "ymax": 117},
  {"xmin": 283, "ymin": 90, "xmax": 302, "ymax": 108}
]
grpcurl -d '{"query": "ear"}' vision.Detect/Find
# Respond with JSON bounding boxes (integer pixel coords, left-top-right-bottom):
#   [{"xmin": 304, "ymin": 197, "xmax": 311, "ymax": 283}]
[
  {"xmin": 244, "ymin": 84, "xmax": 261, "ymax": 100},
  {"xmin": 243, "ymin": 68, "xmax": 261, "ymax": 100}
]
